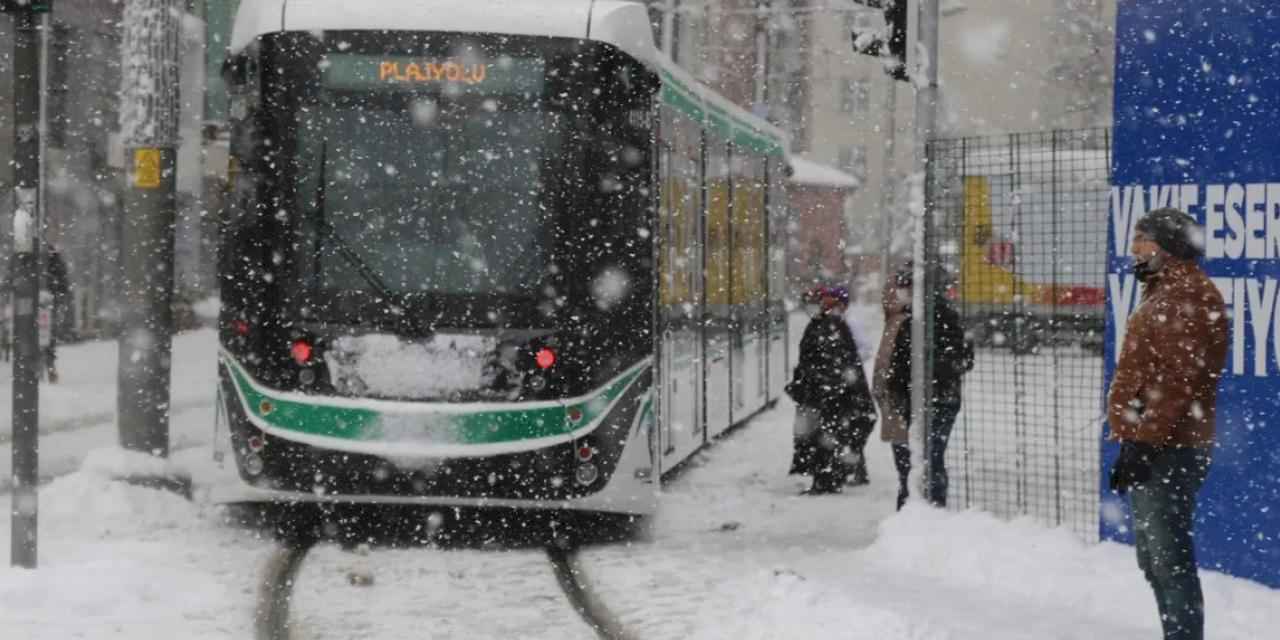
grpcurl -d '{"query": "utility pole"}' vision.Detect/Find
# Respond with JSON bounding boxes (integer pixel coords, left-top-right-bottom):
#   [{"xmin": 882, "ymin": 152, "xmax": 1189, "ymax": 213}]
[
  {"xmin": 909, "ymin": 0, "xmax": 941, "ymax": 505},
  {"xmin": 118, "ymin": 0, "xmax": 180, "ymax": 459},
  {"xmin": 752, "ymin": 0, "xmax": 770, "ymax": 119},
  {"xmin": 879, "ymin": 76, "xmax": 897, "ymax": 283},
  {"xmin": 4, "ymin": 0, "xmax": 51, "ymax": 570}
]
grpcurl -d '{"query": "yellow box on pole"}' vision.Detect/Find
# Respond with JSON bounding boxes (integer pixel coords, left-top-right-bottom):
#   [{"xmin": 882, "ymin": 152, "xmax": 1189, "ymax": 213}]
[{"xmin": 133, "ymin": 148, "xmax": 162, "ymax": 189}]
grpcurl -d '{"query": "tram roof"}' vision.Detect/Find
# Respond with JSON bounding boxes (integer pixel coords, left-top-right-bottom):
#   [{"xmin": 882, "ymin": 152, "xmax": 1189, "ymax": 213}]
[
  {"xmin": 230, "ymin": 0, "xmax": 653, "ymax": 60},
  {"xmin": 230, "ymin": 0, "xmax": 787, "ymax": 156}
]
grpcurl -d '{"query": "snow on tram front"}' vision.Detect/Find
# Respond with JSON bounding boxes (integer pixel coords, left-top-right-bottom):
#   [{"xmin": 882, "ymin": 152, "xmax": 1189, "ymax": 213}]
[{"xmin": 207, "ymin": 0, "xmax": 791, "ymax": 518}]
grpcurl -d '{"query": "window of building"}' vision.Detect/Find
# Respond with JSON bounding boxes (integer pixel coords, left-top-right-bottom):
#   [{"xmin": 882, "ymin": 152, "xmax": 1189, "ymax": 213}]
[
  {"xmin": 844, "ymin": 5, "xmax": 883, "ymax": 35},
  {"xmin": 840, "ymin": 78, "xmax": 870, "ymax": 114},
  {"xmin": 838, "ymin": 145, "xmax": 868, "ymax": 183}
]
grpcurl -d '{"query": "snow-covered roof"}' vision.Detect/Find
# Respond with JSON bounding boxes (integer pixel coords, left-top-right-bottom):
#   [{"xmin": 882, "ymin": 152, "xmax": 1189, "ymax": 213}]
[
  {"xmin": 789, "ymin": 156, "xmax": 860, "ymax": 189},
  {"xmin": 230, "ymin": 0, "xmax": 657, "ymax": 68}
]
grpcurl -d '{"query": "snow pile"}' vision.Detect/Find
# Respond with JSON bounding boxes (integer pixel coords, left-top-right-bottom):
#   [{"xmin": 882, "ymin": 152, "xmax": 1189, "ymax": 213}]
[
  {"xmin": 0, "ymin": 450, "xmax": 266, "ymax": 639},
  {"xmin": 326, "ymin": 332, "xmax": 494, "ymax": 399},
  {"xmin": 669, "ymin": 500, "xmax": 1280, "ymax": 639},
  {"xmin": 40, "ymin": 449, "xmax": 197, "ymax": 538},
  {"xmin": 863, "ymin": 506, "xmax": 1280, "ymax": 638}
]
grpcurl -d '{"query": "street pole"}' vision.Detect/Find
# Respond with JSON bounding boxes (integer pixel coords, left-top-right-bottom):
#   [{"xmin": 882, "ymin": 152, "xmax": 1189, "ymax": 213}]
[
  {"xmin": 8, "ymin": 4, "xmax": 43, "ymax": 570},
  {"xmin": 909, "ymin": 0, "xmax": 940, "ymax": 505},
  {"xmin": 753, "ymin": 0, "xmax": 770, "ymax": 118},
  {"xmin": 118, "ymin": 0, "xmax": 180, "ymax": 459},
  {"xmin": 879, "ymin": 76, "xmax": 897, "ymax": 285}
]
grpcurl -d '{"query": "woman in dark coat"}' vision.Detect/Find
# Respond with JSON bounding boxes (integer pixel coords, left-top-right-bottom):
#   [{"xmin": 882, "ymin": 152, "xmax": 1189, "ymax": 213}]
[
  {"xmin": 786, "ymin": 286, "xmax": 878, "ymax": 494},
  {"xmin": 873, "ymin": 264, "xmax": 973, "ymax": 509}
]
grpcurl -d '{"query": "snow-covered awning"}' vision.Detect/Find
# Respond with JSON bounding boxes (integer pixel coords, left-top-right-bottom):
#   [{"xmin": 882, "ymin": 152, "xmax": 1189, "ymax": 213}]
[{"xmin": 788, "ymin": 156, "xmax": 859, "ymax": 189}]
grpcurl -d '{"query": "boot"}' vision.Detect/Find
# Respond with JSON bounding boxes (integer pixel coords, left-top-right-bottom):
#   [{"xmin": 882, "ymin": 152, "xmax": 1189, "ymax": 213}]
[
  {"xmin": 802, "ymin": 467, "xmax": 842, "ymax": 495},
  {"xmin": 846, "ymin": 451, "xmax": 869, "ymax": 486}
]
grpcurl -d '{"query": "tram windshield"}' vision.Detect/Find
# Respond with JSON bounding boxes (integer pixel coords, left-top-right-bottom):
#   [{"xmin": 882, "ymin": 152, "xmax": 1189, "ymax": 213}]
[
  {"xmin": 239, "ymin": 32, "xmax": 653, "ymax": 332},
  {"xmin": 295, "ymin": 49, "xmax": 563, "ymax": 297}
]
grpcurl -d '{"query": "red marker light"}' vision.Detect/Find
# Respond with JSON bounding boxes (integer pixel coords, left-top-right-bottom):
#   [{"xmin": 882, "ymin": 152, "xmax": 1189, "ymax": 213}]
[
  {"xmin": 535, "ymin": 347, "xmax": 556, "ymax": 369},
  {"xmin": 291, "ymin": 339, "xmax": 313, "ymax": 365},
  {"xmin": 577, "ymin": 445, "xmax": 594, "ymax": 462},
  {"xmin": 233, "ymin": 319, "xmax": 251, "ymax": 336}
]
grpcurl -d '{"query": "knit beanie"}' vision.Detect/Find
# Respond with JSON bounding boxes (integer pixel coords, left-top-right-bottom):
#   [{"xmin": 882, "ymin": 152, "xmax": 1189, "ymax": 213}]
[{"xmin": 1134, "ymin": 208, "xmax": 1202, "ymax": 260}]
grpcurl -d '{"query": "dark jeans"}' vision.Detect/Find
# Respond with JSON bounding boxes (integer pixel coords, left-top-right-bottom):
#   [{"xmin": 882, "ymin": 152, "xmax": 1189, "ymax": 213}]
[
  {"xmin": 1131, "ymin": 446, "xmax": 1211, "ymax": 640},
  {"xmin": 891, "ymin": 400, "xmax": 960, "ymax": 507}
]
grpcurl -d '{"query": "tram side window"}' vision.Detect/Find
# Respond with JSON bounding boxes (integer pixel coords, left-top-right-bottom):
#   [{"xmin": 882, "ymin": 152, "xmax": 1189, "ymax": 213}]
[
  {"xmin": 731, "ymin": 152, "xmax": 767, "ymax": 309},
  {"xmin": 658, "ymin": 104, "xmax": 677, "ymax": 309},
  {"xmin": 767, "ymin": 155, "xmax": 788, "ymax": 314},
  {"xmin": 705, "ymin": 135, "xmax": 732, "ymax": 311},
  {"xmin": 675, "ymin": 111, "xmax": 703, "ymax": 317},
  {"xmin": 658, "ymin": 105, "xmax": 701, "ymax": 315}
]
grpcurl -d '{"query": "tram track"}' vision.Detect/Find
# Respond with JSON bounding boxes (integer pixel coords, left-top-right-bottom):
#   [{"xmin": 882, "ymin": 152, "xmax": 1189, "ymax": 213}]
[
  {"xmin": 547, "ymin": 545, "xmax": 638, "ymax": 640},
  {"xmin": 253, "ymin": 534, "xmax": 638, "ymax": 640},
  {"xmin": 256, "ymin": 538, "xmax": 315, "ymax": 640}
]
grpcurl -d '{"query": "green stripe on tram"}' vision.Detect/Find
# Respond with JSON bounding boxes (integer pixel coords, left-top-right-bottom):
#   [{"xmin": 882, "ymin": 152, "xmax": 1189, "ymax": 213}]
[
  {"xmin": 225, "ymin": 358, "xmax": 647, "ymax": 445},
  {"xmin": 658, "ymin": 68, "xmax": 784, "ymax": 157}
]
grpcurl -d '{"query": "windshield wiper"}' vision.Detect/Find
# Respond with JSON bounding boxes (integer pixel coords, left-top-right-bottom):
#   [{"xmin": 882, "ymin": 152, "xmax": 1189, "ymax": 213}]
[{"xmin": 312, "ymin": 141, "xmax": 430, "ymax": 336}]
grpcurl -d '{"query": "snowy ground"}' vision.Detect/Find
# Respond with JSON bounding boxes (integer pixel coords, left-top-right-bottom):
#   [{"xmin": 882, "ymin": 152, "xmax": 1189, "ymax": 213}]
[
  {"xmin": 0, "ymin": 329, "xmax": 219, "ymax": 489},
  {"xmin": 2, "ymin": 312, "xmax": 1279, "ymax": 638}
]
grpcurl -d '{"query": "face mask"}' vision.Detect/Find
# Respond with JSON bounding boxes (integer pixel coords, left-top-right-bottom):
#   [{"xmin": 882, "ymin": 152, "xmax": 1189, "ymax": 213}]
[{"xmin": 1133, "ymin": 252, "xmax": 1164, "ymax": 283}]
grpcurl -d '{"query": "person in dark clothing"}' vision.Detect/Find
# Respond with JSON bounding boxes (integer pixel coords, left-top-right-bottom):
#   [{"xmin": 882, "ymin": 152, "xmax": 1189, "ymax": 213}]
[
  {"xmin": 786, "ymin": 285, "xmax": 877, "ymax": 494},
  {"xmin": 872, "ymin": 263, "xmax": 972, "ymax": 510},
  {"xmin": 4, "ymin": 243, "xmax": 71, "ymax": 382}
]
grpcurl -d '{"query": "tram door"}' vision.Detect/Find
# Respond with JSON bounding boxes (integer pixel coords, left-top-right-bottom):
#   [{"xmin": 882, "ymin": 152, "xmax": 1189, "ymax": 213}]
[
  {"xmin": 657, "ymin": 107, "xmax": 705, "ymax": 465},
  {"xmin": 704, "ymin": 137, "xmax": 734, "ymax": 438},
  {"xmin": 731, "ymin": 151, "xmax": 769, "ymax": 418},
  {"xmin": 766, "ymin": 155, "xmax": 789, "ymax": 401}
]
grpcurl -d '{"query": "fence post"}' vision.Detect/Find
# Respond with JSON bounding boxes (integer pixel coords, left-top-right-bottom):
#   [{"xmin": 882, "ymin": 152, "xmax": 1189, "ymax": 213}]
[{"xmin": 912, "ymin": 0, "xmax": 941, "ymax": 506}]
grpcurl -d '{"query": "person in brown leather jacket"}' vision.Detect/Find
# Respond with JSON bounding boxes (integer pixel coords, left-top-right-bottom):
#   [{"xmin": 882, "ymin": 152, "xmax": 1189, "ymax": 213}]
[{"xmin": 1106, "ymin": 207, "xmax": 1227, "ymax": 640}]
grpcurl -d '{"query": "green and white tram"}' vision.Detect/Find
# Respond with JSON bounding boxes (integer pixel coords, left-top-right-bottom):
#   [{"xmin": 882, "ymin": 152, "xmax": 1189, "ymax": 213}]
[{"xmin": 211, "ymin": 0, "xmax": 790, "ymax": 518}]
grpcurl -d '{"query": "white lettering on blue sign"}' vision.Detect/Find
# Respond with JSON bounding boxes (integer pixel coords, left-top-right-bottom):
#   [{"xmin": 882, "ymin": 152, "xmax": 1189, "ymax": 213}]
[{"xmin": 1112, "ymin": 183, "xmax": 1280, "ymax": 259}]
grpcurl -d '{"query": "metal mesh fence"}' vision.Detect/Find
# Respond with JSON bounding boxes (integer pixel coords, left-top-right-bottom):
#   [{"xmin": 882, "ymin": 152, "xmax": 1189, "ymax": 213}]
[{"xmin": 925, "ymin": 128, "xmax": 1111, "ymax": 542}]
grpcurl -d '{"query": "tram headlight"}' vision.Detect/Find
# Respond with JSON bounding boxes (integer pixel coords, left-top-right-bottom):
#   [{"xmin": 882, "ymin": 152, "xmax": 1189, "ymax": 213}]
[
  {"xmin": 574, "ymin": 462, "xmax": 599, "ymax": 486},
  {"xmin": 244, "ymin": 453, "xmax": 265, "ymax": 476}
]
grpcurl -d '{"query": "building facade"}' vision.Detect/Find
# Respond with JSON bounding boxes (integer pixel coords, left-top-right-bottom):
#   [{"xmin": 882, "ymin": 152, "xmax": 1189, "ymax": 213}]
[{"xmin": 936, "ymin": 0, "xmax": 1115, "ymax": 136}]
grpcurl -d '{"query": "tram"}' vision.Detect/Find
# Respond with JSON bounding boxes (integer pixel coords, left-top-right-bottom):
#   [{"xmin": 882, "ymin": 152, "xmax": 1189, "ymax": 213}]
[{"xmin": 209, "ymin": 0, "xmax": 791, "ymax": 518}]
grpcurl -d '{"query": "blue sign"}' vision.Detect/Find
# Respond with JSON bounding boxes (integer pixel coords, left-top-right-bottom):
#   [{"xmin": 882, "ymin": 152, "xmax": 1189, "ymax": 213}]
[{"xmin": 1106, "ymin": 1, "xmax": 1280, "ymax": 587}]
